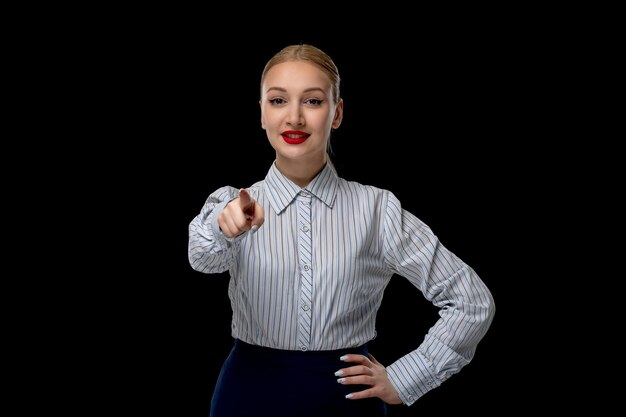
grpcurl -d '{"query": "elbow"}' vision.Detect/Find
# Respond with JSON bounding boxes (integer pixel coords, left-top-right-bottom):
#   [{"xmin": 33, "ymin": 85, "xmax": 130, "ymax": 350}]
[
  {"xmin": 488, "ymin": 288, "xmax": 496, "ymax": 317},
  {"xmin": 187, "ymin": 249, "xmax": 230, "ymax": 274},
  {"xmin": 188, "ymin": 254, "xmax": 201, "ymax": 272},
  {"xmin": 188, "ymin": 250, "xmax": 209, "ymax": 273},
  {"xmin": 482, "ymin": 289, "xmax": 496, "ymax": 330}
]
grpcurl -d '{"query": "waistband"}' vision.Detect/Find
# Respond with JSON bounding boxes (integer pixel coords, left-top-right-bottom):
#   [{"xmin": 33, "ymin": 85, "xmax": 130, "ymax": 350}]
[{"xmin": 233, "ymin": 339, "xmax": 369, "ymax": 358}]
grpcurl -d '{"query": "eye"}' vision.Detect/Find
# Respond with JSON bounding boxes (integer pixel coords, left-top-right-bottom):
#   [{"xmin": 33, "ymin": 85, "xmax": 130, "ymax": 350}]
[
  {"xmin": 269, "ymin": 98, "xmax": 286, "ymax": 105},
  {"xmin": 305, "ymin": 98, "xmax": 323, "ymax": 106}
]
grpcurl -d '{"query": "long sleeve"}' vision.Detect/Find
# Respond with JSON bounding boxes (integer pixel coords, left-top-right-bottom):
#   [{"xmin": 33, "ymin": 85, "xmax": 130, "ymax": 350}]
[
  {"xmin": 382, "ymin": 192, "xmax": 495, "ymax": 406},
  {"xmin": 188, "ymin": 185, "xmax": 245, "ymax": 274}
]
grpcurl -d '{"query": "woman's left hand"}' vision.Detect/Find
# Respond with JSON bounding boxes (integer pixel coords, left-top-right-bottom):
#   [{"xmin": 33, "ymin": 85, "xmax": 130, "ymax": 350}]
[{"xmin": 335, "ymin": 353, "xmax": 403, "ymax": 405}]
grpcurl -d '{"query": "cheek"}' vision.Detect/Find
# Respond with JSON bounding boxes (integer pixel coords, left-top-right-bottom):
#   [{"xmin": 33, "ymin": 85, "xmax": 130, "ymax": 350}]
[
  {"xmin": 261, "ymin": 109, "xmax": 280, "ymax": 130},
  {"xmin": 315, "ymin": 113, "xmax": 334, "ymax": 130}
]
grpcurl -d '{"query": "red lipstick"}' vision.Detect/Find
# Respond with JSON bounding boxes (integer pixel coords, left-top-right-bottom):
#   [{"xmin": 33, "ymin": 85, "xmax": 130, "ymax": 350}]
[{"xmin": 281, "ymin": 130, "xmax": 310, "ymax": 144}]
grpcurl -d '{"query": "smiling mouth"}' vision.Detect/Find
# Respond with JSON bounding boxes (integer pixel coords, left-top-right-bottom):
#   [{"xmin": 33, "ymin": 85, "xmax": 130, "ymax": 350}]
[{"xmin": 281, "ymin": 131, "xmax": 310, "ymax": 144}]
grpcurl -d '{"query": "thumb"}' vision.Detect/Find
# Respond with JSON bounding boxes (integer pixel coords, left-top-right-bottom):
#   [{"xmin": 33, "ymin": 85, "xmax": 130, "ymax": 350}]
[{"xmin": 239, "ymin": 188, "xmax": 255, "ymax": 218}]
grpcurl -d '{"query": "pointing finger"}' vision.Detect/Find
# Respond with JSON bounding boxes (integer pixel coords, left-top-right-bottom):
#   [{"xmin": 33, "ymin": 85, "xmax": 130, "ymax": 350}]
[{"xmin": 239, "ymin": 188, "xmax": 255, "ymax": 218}]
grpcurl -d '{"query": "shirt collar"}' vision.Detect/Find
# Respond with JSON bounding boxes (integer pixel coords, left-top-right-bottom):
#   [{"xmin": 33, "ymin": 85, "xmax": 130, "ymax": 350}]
[{"xmin": 264, "ymin": 161, "xmax": 338, "ymax": 214}]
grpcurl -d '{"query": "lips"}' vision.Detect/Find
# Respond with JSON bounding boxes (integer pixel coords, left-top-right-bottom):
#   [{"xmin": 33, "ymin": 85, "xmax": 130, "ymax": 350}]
[{"xmin": 281, "ymin": 130, "xmax": 310, "ymax": 144}]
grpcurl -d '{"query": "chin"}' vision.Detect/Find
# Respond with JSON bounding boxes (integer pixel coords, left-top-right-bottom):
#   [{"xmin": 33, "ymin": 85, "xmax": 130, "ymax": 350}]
[{"xmin": 277, "ymin": 150, "xmax": 309, "ymax": 161}]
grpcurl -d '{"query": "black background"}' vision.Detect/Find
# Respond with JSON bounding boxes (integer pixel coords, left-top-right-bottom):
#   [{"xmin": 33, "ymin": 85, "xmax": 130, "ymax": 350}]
[{"xmin": 55, "ymin": 22, "xmax": 572, "ymax": 416}]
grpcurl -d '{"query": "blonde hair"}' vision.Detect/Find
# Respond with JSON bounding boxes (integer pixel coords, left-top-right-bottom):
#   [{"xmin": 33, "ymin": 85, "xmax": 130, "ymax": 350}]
[{"xmin": 260, "ymin": 44, "xmax": 341, "ymax": 104}]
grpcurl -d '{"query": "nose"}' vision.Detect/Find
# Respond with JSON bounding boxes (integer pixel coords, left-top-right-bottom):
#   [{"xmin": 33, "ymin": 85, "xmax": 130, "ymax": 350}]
[{"xmin": 286, "ymin": 104, "xmax": 304, "ymax": 126}]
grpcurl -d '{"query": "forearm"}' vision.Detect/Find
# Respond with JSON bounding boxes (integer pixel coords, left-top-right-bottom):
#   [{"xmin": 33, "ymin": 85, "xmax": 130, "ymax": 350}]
[
  {"xmin": 188, "ymin": 194, "xmax": 242, "ymax": 274},
  {"xmin": 388, "ymin": 265, "xmax": 495, "ymax": 405},
  {"xmin": 420, "ymin": 265, "xmax": 495, "ymax": 378},
  {"xmin": 188, "ymin": 213, "xmax": 237, "ymax": 273}
]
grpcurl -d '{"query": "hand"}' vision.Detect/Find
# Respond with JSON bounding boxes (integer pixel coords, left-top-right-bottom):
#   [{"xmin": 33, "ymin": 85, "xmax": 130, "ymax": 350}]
[
  {"xmin": 217, "ymin": 188, "xmax": 265, "ymax": 238},
  {"xmin": 336, "ymin": 353, "xmax": 402, "ymax": 405}
]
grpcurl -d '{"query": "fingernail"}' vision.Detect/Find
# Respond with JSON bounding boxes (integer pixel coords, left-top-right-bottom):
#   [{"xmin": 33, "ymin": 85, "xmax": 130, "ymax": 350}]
[
  {"xmin": 345, "ymin": 394, "xmax": 353, "ymax": 399},
  {"xmin": 334, "ymin": 370, "xmax": 344, "ymax": 376},
  {"xmin": 340, "ymin": 355, "xmax": 348, "ymax": 361},
  {"xmin": 251, "ymin": 225, "xmax": 258, "ymax": 234},
  {"xmin": 337, "ymin": 378, "xmax": 346, "ymax": 383}
]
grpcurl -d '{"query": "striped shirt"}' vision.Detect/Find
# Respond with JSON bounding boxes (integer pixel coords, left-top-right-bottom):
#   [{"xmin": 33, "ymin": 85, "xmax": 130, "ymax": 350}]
[{"xmin": 188, "ymin": 162, "xmax": 495, "ymax": 405}]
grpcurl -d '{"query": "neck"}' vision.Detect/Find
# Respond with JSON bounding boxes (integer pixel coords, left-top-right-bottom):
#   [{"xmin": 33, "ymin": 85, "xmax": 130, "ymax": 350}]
[{"xmin": 275, "ymin": 153, "xmax": 327, "ymax": 188}]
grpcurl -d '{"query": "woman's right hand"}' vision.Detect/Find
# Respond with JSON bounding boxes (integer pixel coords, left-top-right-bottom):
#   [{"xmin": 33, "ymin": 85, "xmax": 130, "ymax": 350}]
[{"xmin": 217, "ymin": 188, "xmax": 265, "ymax": 238}]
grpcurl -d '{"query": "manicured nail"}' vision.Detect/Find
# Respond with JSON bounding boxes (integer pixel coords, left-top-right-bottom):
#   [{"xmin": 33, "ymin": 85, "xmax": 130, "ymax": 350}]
[
  {"xmin": 251, "ymin": 225, "xmax": 258, "ymax": 233},
  {"xmin": 334, "ymin": 370, "xmax": 344, "ymax": 376},
  {"xmin": 337, "ymin": 378, "xmax": 346, "ymax": 383},
  {"xmin": 340, "ymin": 355, "xmax": 348, "ymax": 361},
  {"xmin": 345, "ymin": 394, "xmax": 354, "ymax": 399}
]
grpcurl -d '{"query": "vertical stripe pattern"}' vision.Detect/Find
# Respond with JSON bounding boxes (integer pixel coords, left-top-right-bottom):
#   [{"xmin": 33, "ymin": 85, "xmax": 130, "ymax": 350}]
[{"xmin": 188, "ymin": 162, "xmax": 495, "ymax": 405}]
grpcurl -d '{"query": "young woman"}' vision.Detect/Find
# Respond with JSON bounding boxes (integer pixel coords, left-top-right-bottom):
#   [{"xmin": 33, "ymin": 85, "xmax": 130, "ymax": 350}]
[{"xmin": 188, "ymin": 44, "xmax": 495, "ymax": 417}]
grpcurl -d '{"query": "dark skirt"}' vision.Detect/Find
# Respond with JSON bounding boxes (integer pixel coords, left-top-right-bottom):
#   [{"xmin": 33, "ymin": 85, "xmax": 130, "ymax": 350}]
[{"xmin": 210, "ymin": 339, "xmax": 387, "ymax": 417}]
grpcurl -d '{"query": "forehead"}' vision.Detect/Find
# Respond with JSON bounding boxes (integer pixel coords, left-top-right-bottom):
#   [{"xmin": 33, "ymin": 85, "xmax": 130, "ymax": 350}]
[{"xmin": 263, "ymin": 61, "xmax": 332, "ymax": 93}]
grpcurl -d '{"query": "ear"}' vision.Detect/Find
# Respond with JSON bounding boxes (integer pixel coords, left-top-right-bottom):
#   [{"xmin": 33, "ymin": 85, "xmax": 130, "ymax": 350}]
[
  {"xmin": 332, "ymin": 99, "xmax": 343, "ymax": 129},
  {"xmin": 260, "ymin": 100, "xmax": 266, "ymax": 130}
]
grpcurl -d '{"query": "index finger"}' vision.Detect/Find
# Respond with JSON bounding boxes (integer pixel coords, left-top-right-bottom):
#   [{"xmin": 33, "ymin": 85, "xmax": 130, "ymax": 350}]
[{"xmin": 239, "ymin": 188, "xmax": 255, "ymax": 216}]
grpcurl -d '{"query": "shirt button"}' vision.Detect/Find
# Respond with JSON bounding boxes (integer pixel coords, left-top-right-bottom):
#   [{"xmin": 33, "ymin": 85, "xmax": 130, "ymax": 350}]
[
  {"xmin": 302, "ymin": 304, "xmax": 310, "ymax": 311},
  {"xmin": 408, "ymin": 395, "xmax": 415, "ymax": 402},
  {"xmin": 302, "ymin": 225, "xmax": 309, "ymax": 232},
  {"xmin": 303, "ymin": 265, "xmax": 310, "ymax": 271},
  {"xmin": 300, "ymin": 345, "xmax": 308, "ymax": 351}
]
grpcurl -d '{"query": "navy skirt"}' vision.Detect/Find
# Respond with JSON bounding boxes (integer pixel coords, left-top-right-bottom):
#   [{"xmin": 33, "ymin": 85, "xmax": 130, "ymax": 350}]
[{"xmin": 210, "ymin": 339, "xmax": 387, "ymax": 417}]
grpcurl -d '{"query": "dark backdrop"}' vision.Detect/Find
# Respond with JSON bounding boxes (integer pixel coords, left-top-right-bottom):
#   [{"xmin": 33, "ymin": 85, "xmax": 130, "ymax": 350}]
[{"xmin": 79, "ymin": 28, "xmax": 555, "ymax": 416}]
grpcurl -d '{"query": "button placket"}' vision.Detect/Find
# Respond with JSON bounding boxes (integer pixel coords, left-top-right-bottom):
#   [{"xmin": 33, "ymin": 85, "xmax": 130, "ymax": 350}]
[{"xmin": 296, "ymin": 191, "xmax": 313, "ymax": 351}]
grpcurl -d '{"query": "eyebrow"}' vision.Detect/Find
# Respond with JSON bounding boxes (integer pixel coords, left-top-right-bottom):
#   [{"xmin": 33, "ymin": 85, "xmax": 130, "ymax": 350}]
[{"xmin": 265, "ymin": 87, "xmax": 327, "ymax": 95}]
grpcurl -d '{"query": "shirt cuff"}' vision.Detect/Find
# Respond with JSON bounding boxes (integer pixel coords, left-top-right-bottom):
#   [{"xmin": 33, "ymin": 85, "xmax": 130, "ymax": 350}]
[{"xmin": 386, "ymin": 349, "xmax": 440, "ymax": 406}]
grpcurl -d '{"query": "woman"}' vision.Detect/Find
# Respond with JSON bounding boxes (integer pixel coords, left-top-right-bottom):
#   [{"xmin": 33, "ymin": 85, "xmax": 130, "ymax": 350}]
[{"xmin": 188, "ymin": 43, "xmax": 495, "ymax": 417}]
